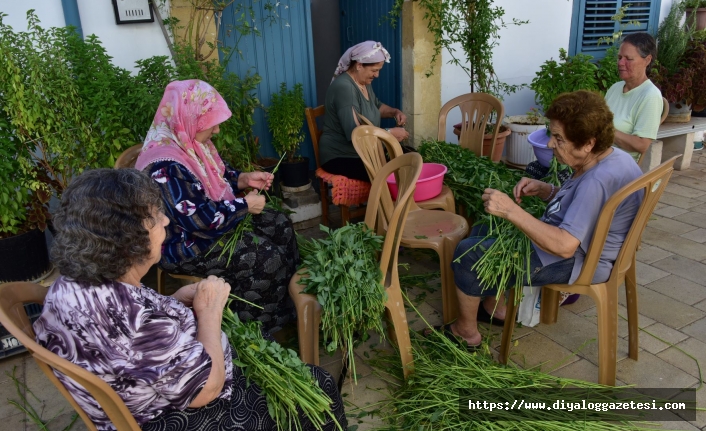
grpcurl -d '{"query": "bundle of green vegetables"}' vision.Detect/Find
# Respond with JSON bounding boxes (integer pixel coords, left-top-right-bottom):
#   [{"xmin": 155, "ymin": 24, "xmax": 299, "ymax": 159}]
[
  {"xmin": 210, "ymin": 154, "xmax": 286, "ymax": 266},
  {"xmin": 369, "ymin": 319, "xmax": 666, "ymax": 430},
  {"xmin": 419, "ymin": 140, "xmax": 563, "ymax": 302},
  {"xmin": 297, "ymin": 223, "xmax": 387, "ymax": 383},
  {"xmin": 221, "ymin": 301, "xmax": 341, "ymax": 431}
]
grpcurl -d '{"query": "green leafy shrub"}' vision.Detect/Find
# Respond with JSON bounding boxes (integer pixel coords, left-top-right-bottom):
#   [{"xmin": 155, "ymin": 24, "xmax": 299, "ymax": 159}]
[
  {"xmin": 530, "ymin": 49, "xmax": 601, "ymax": 113},
  {"xmin": 267, "ymin": 82, "xmax": 306, "ymax": 163},
  {"xmin": 684, "ymin": 0, "xmax": 706, "ymax": 8},
  {"xmin": 596, "ymin": 46, "xmax": 620, "ymax": 93},
  {"xmin": 389, "ymin": 0, "xmax": 527, "ymax": 99},
  {"xmin": 0, "ymin": 10, "xmax": 174, "ymax": 235},
  {"xmin": 0, "ymin": 12, "xmax": 100, "ymax": 199}
]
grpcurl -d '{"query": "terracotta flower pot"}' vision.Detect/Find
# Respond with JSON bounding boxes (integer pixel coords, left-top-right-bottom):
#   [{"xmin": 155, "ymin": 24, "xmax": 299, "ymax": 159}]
[
  {"xmin": 482, "ymin": 127, "xmax": 511, "ymax": 162},
  {"xmin": 686, "ymin": 7, "xmax": 706, "ymax": 31}
]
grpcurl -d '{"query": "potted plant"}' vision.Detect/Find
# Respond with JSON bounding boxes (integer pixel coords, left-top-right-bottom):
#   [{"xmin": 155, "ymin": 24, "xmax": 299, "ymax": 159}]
[
  {"xmin": 503, "ymin": 108, "xmax": 546, "ymax": 166},
  {"xmin": 530, "ymin": 48, "xmax": 603, "ymax": 114},
  {"xmin": 652, "ymin": 1, "xmax": 697, "ymax": 122},
  {"xmin": 393, "ymin": 0, "xmax": 527, "ymax": 158},
  {"xmin": 0, "ymin": 11, "xmax": 175, "ymax": 281},
  {"xmin": 267, "ymin": 82, "xmax": 308, "ymax": 187},
  {"xmin": 0, "ymin": 12, "xmax": 101, "ymax": 282},
  {"xmin": 685, "ymin": 0, "xmax": 706, "ymax": 31},
  {"xmin": 0, "ymin": 112, "xmax": 52, "ymax": 282}
]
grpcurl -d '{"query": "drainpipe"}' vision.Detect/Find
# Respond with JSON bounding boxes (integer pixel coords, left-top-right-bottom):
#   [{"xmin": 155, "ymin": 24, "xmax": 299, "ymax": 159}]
[{"xmin": 61, "ymin": 0, "xmax": 83, "ymax": 38}]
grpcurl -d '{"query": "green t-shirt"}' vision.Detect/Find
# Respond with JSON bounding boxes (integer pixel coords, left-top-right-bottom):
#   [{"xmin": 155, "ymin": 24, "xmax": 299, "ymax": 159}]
[
  {"xmin": 604, "ymin": 80, "xmax": 663, "ymax": 162},
  {"xmin": 319, "ymin": 73, "xmax": 382, "ymax": 165}
]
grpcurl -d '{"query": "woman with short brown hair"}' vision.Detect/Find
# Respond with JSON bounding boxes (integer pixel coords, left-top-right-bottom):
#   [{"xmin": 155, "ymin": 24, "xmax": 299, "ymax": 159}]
[{"xmin": 442, "ymin": 91, "xmax": 643, "ymax": 349}]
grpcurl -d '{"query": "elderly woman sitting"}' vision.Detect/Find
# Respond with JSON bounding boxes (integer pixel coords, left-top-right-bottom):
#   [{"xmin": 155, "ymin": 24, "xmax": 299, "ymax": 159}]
[
  {"xmin": 136, "ymin": 80, "xmax": 298, "ymax": 335},
  {"xmin": 442, "ymin": 91, "xmax": 643, "ymax": 348},
  {"xmin": 319, "ymin": 40, "xmax": 409, "ymax": 181},
  {"xmin": 33, "ymin": 168, "xmax": 346, "ymax": 431}
]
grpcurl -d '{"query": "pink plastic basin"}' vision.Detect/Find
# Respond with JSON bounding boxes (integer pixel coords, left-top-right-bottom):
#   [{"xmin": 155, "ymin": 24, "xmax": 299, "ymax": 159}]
[
  {"xmin": 528, "ymin": 129, "xmax": 554, "ymax": 168},
  {"xmin": 387, "ymin": 163, "xmax": 447, "ymax": 202}
]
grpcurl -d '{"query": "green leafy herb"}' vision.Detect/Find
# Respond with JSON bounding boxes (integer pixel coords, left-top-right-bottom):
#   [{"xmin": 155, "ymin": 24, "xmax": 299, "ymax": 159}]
[
  {"xmin": 221, "ymin": 302, "xmax": 341, "ymax": 431},
  {"xmin": 210, "ymin": 153, "xmax": 286, "ymax": 265},
  {"xmin": 297, "ymin": 223, "xmax": 387, "ymax": 383},
  {"xmin": 419, "ymin": 140, "xmax": 567, "ymax": 303}
]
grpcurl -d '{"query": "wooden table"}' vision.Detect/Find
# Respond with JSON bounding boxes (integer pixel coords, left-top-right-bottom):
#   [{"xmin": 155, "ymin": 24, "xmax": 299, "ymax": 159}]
[{"xmin": 651, "ymin": 117, "xmax": 706, "ymax": 171}]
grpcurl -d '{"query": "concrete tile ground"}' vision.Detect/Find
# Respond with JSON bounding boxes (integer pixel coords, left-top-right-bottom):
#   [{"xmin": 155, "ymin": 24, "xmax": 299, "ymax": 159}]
[{"xmin": 3, "ymin": 157, "xmax": 706, "ymax": 430}]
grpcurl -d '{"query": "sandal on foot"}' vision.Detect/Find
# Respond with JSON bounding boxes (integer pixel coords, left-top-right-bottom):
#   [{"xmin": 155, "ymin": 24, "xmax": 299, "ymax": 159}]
[
  {"xmin": 477, "ymin": 305, "xmax": 505, "ymax": 327},
  {"xmin": 423, "ymin": 323, "xmax": 481, "ymax": 352}
]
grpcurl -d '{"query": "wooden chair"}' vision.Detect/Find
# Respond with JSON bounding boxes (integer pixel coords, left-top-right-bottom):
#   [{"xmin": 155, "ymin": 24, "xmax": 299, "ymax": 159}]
[
  {"xmin": 438, "ymin": 93, "xmax": 505, "ymax": 158},
  {"xmin": 114, "ymin": 144, "xmax": 202, "ymax": 295},
  {"xmin": 499, "ymin": 156, "xmax": 680, "ymax": 386},
  {"xmin": 305, "ymin": 106, "xmax": 369, "ymax": 227},
  {"xmin": 288, "ymin": 153, "xmax": 422, "ymax": 377},
  {"xmin": 0, "ymin": 282, "xmax": 141, "ymax": 430},
  {"xmin": 352, "ymin": 126, "xmax": 469, "ymax": 323},
  {"xmin": 113, "ymin": 144, "xmax": 143, "ymax": 169}
]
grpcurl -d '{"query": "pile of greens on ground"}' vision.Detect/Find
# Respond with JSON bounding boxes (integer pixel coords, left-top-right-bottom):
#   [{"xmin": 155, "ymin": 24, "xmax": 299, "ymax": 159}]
[
  {"xmin": 367, "ymin": 314, "xmax": 674, "ymax": 431},
  {"xmin": 297, "ymin": 223, "xmax": 387, "ymax": 383},
  {"xmin": 419, "ymin": 140, "xmax": 564, "ymax": 302},
  {"xmin": 221, "ymin": 302, "xmax": 341, "ymax": 431}
]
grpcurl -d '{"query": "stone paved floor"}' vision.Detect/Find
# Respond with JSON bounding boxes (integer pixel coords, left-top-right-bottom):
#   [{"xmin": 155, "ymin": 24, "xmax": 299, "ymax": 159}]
[{"xmin": 2, "ymin": 154, "xmax": 706, "ymax": 430}]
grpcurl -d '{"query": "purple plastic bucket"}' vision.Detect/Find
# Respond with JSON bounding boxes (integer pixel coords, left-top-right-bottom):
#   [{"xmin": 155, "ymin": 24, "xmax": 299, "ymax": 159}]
[{"xmin": 527, "ymin": 129, "xmax": 554, "ymax": 168}]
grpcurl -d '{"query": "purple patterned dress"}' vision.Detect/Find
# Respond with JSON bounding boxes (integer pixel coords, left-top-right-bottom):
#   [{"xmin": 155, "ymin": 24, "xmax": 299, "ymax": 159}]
[{"xmin": 34, "ymin": 276, "xmax": 345, "ymax": 431}]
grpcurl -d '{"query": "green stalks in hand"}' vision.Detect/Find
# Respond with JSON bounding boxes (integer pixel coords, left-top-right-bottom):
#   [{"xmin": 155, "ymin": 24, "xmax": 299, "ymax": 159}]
[
  {"xmin": 221, "ymin": 302, "xmax": 341, "ymax": 431},
  {"xmin": 420, "ymin": 140, "xmax": 566, "ymax": 302},
  {"xmin": 211, "ymin": 153, "xmax": 287, "ymax": 265},
  {"xmin": 297, "ymin": 223, "xmax": 387, "ymax": 384}
]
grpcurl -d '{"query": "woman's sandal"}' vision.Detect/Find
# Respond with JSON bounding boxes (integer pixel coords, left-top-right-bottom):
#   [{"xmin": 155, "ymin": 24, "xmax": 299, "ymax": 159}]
[
  {"xmin": 477, "ymin": 305, "xmax": 505, "ymax": 327},
  {"xmin": 422, "ymin": 323, "xmax": 481, "ymax": 352}
]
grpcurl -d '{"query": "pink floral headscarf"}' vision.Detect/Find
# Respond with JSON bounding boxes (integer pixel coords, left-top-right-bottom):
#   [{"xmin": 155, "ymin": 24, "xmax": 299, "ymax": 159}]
[
  {"xmin": 135, "ymin": 80, "xmax": 235, "ymax": 202},
  {"xmin": 332, "ymin": 41, "xmax": 391, "ymax": 82}
]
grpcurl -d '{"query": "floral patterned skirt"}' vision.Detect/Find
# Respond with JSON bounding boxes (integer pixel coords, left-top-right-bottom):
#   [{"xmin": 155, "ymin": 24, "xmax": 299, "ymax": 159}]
[{"xmin": 161, "ymin": 209, "xmax": 298, "ymax": 334}]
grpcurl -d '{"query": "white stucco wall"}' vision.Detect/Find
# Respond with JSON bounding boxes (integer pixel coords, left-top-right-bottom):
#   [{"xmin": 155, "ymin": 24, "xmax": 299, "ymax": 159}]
[
  {"xmin": 439, "ymin": 0, "xmax": 676, "ymax": 141},
  {"xmin": 1, "ymin": 1, "xmax": 67, "ymax": 30},
  {"xmin": 1, "ymin": 0, "xmax": 171, "ymax": 72},
  {"xmin": 440, "ymin": 0, "xmax": 574, "ymax": 140}
]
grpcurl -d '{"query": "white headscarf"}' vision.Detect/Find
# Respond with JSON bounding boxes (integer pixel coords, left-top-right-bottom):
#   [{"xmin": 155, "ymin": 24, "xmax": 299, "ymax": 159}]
[{"xmin": 332, "ymin": 40, "xmax": 391, "ymax": 82}]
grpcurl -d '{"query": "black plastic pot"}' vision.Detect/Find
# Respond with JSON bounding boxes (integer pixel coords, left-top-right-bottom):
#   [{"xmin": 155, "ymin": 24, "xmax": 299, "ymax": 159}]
[
  {"xmin": 0, "ymin": 229, "xmax": 51, "ymax": 282},
  {"xmin": 256, "ymin": 157, "xmax": 282, "ymax": 197},
  {"xmin": 280, "ymin": 157, "xmax": 310, "ymax": 188}
]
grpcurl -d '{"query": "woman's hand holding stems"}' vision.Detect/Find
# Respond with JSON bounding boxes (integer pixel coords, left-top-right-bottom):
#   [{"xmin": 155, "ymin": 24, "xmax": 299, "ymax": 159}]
[{"xmin": 238, "ymin": 171, "xmax": 274, "ymax": 215}]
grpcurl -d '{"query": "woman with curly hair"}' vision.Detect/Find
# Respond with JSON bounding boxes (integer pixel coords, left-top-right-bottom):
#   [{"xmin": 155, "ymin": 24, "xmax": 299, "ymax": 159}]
[
  {"xmin": 437, "ymin": 91, "xmax": 644, "ymax": 349},
  {"xmin": 33, "ymin": 168, "xmax": 346, "ymax": 431},
  {"xmin": 135, "ymin": 79, "xmax": 297, "ymax": 335}
]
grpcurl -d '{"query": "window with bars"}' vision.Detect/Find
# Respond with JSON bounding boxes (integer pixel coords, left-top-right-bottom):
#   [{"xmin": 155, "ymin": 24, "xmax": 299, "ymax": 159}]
[{"xmin": 569, "ymin": 0, "xmax": 662, "ymax": 59}]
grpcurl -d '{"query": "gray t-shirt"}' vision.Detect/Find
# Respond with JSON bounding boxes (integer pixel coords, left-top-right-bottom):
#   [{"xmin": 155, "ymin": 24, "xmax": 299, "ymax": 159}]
[
  {"xmin": 319, "ymin": 73, "xmax": 382, "ymax": 165},
  {"xmin": 533, "ymin": 149, "xmax": 643, "ymax": 284}
]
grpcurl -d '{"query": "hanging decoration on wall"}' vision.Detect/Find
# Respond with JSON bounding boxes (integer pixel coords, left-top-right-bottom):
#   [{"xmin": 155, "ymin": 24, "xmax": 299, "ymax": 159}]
[{"xmin": 111, "ymin": 0, "xmax": 155, "ymax": 25}]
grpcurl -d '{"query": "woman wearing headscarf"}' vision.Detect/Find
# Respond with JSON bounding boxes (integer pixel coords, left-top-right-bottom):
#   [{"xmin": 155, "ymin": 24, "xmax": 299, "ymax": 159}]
[
  {"xmin": 135, "ymin": 79, "xmax": 297, "ymax": 335},
  {"xmin": 319, "ymin": 40, "xmax": 410, "ymax": 182}
]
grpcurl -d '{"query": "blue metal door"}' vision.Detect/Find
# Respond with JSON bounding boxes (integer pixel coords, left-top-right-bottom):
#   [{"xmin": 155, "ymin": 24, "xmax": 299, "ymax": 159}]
[
  {"xmin": 339, "ymin": 0, "xmax": 402, "ymax": 129},
  {"xmin": 220, "ymin": 0, "xmax": 317, "ymax": 167}
]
